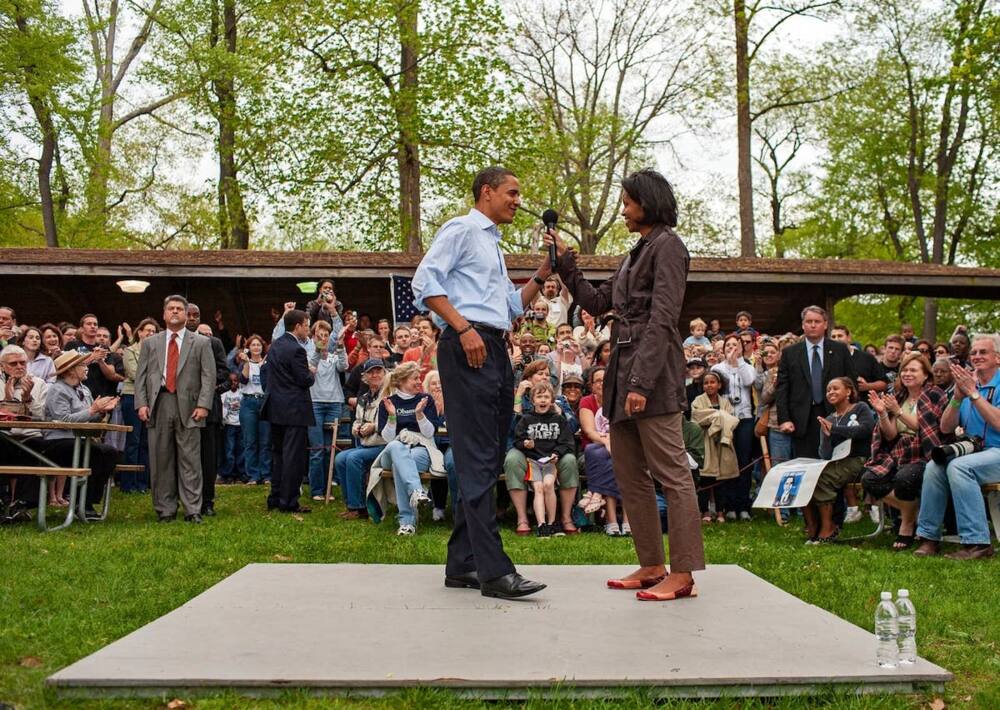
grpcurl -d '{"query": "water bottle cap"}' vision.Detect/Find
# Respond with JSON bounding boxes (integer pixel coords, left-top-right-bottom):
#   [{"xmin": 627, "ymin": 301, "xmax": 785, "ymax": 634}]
[
  {"xmin": 898, "ymin": 589, "xmax": 909, "ymax": 597},
  {"xmin": 880, "ymin": 591, "xmax": 892, "ymax": 600}
]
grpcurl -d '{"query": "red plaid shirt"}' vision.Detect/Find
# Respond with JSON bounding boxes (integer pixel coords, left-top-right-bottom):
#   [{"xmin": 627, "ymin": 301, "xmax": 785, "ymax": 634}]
[{"xmin": 866, "ymin": 385, "xmax": 947, "ymax": 477}]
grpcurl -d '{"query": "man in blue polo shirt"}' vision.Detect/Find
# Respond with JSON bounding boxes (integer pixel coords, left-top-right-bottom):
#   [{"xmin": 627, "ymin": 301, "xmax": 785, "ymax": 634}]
[{"xmin": 916, "ymin": 334, "xmax": 1000, "ymax": 560}]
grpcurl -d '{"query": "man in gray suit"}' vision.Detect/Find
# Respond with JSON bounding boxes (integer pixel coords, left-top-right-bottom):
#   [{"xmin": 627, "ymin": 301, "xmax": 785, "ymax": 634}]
[{"xmin": 135, "ymin": 294, "xmax": 217, "ymax": 523}]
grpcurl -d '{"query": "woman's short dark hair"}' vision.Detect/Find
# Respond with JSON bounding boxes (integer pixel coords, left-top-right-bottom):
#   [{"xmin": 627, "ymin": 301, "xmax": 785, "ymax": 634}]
[
  {"xmin": 621, "ymin": 169, "xmax": 678, "ymax": 228},
  {"xmin": 316, "ymin": 279, "xmax": 335, "ymax": 295}
]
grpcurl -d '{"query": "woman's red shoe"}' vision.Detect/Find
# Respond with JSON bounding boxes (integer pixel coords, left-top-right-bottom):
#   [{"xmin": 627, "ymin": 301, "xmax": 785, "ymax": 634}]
[
  {"xmin": 635, "ymin": 583, "xmax": 698, "ymax": 601},
  {"xmin": 606, "ymin": 574, "xmax": 666, "ymax": 590}
]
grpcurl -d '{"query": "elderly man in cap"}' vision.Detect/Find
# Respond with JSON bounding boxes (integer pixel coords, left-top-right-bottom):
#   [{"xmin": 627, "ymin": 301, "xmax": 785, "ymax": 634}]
[
  {"xmin": 335, "ymin": 358, "xmax": 388, "ymax": 520},
  {"xmin": 0, "ymin": 345, "xmax": 50, "ymax": 520},
  {"xmin": 36, "ymin": 350, "xmax": 120, "ymax": 520}
]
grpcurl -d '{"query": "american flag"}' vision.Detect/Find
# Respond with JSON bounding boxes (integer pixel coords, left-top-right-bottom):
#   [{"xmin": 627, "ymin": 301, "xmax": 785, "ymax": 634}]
[
  {"xmin": 391, "ymin": 274, "xmax": 422, "ymax": 325},
  {"xmin": 390, "ymin": 271, "xmax": 531, "ymax": 326}
]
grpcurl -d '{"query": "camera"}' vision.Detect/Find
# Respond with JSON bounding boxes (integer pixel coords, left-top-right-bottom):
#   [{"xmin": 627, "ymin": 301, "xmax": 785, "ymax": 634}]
[
  {"xmin": 931, "ymin": 436, "xmax": 984, "ymax": 466},
  {"xmin": 524, "ymin": 311, "xmax": 535, "ymax": 320},
  {"xmin": 323, "ymin": 293, "xmax": 334, "ymax": 303}
]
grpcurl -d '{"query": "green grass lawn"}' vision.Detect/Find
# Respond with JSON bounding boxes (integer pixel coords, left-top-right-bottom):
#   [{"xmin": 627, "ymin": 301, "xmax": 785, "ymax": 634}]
[{"xmin": 2, "ymin": 485, "xmax": 999, "ymax": 709}]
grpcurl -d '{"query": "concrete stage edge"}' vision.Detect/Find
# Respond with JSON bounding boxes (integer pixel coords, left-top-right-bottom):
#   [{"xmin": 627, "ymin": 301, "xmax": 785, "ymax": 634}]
[{"xmin": 48, "ymin": 564, "xmax": 950, "ymax": 699}]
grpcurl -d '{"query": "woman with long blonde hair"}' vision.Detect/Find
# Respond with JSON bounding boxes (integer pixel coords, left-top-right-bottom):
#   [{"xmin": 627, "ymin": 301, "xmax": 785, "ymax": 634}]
[{"xmin": 377, "ymin": 362, "xmax": 442, "ymax": 535}]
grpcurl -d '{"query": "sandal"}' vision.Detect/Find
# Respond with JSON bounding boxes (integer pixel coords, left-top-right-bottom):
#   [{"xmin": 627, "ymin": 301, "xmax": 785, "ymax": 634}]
[
  {"xmin": 607, "ymin": 574, "xmax": 667, "ymax": 590},
  {"xmin": 584, "ymin": 494, "xmax": 606, "ymax": 515},
  {"xmin": 560, "ymin": 521, "xmax": 580, "ymax": 535},
  {"xmin": 515, "ymin": 520, "xmax": 531, "ymax": 536},
  {"xmin": 816, "ymin": 530, "xmax": 839, "ymax": 544},
  {"xmin": 636, "ymin": 583, "xmax": 698, "ymax": 601},
  {"xmin": 701, "ymin": 514, "xmax": 713, "ymax": 524},
  {"xmin": 892, "ymin": 534, "xmax": 915, "ymax": 551},
  {"xmin": 715, "ymin": 513, "xmax": 726, "ymax": 524},
  {"xmin": 604, "ymin": 522, "xmax": 622, "ymax": 537}
]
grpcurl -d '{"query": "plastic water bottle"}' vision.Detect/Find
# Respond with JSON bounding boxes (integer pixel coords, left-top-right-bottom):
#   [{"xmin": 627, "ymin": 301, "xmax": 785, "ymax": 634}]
[
  {"xmin": 895, "ymin": 589, "xmax": 917, "ymax": 664},
  {"xmin": 875, "ymin": 591, "xmax": 899, "ymax": 669}
]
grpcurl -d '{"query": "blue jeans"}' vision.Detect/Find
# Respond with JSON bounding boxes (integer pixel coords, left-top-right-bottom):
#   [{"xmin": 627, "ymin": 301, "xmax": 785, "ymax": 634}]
[
  {"xmin": 768, "ymin": 429, "xmax": 795, "ymax": 466},
  {"xmin": 917, "ymin": 447, "xmax": 1000, "ymax": 545},
  {"xmin": 308, "ymin": 401, "xmax": 343, "ymax": 496},
  {"xmin": 336, "ymin": 445, "xmax": 384, "ymax": 510},
  {"xmin": 240, "ymin": 395, "xmax": 271, "ymax": 483},
  {"xmin": 119, "ymin": 393, "xmax": 149, "ymax": 492},
  {"xmin": 220, "ymin": 424, "xmax": 245, "ymax": 479},
  {"xmin": 378, "ymin": 441, "xmax": 430, "ymax": 526}
]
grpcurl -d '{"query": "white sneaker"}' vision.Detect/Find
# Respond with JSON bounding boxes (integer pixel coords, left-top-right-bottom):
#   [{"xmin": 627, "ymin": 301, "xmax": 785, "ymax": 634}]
[
  {"xmin": 620, "ymin": 522, "xmax": 632, "ymax": 536},
  {"xmin": 604, "ymin": 522, "xmax": 621, "ymax": 536},
  {"xmin": 432, "ymin": 507, "xmax": 446, "ymax": 522},
  {"xmin": 725, "ymin": 511, "xmax": 737, "ymax": 521},
  {"xmin": 844, "ymin": 507, "xmax": 862, "ymax": 524},
  {"xmin": 738, "ymin": 511, "xmax": 752, "ymax": 521},
  {"xmin": 396, "ymin": 524, "xmax": 416, "ymax": 536},
  {"xmin": 409, "ymin": 489, "xmax": 431, "ymax": 510},
  {"xmin": 869, "ymin": 505, "xmax": 881, "ymax": 524}
]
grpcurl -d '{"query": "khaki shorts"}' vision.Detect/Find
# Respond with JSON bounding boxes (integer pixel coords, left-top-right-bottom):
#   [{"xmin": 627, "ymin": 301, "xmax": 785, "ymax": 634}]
[
  {"xmin": 812, "ymin": 456, "xmax": 864, "ymax": 504},
  {"xmin": 503, "ymin": 448, "xmax": 580, "ymax": 491}
]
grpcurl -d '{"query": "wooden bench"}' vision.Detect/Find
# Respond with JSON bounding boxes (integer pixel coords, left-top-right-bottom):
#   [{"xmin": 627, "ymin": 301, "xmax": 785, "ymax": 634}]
[{"xmin": 0, "ymin": 466, "xmax": 90, "ymax": 531}]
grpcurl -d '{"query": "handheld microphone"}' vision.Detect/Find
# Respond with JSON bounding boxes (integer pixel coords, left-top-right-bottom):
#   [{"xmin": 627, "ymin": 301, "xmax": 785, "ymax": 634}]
[{"xmin": 542, "ymin": 209, "xmax": 559, "ymax": 271}]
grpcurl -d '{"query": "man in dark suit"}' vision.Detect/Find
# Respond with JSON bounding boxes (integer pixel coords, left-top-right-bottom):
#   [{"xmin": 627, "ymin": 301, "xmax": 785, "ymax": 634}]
[
  {"xmin": 775, "ymin": 305, "xmax": 857, "ymax": 460},
  {"xmin": 190, "ymin": 315, "xmax": 231, "ymax": 517},
  {"xmin": 261, "ymin": 309, "xmax": 314, "ymax": 513}
]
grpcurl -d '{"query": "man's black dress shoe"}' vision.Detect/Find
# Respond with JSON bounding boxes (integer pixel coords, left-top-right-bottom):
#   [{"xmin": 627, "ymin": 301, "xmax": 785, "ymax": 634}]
[
  {"xmin": 158, "ymin": 515, "xmax": 175, "ymax": 523},
  {"xmin": 444, "ymin": 572, "xmax": 480, "ymax": 589},
  {"xmin": 201, "ymin": 504, "xmax": 216, "ymax": 517},
  {"xmin": 480, "ymin": 572, "xmax": 546, "ymax": 599},
  {"xmin": 185, "ymin": 514, "xmax": 203, "ymax": 524}
]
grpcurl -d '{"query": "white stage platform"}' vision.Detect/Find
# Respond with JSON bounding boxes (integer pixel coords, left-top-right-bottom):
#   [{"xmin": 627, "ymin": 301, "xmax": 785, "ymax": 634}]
[{"xmin": 49, "ymin": 564, "xmax": 951, "ymax": 699}]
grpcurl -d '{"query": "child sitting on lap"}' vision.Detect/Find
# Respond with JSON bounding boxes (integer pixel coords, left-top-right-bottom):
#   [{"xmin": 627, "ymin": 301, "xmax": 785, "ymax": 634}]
[{"xmin": 513, "ymin": 382, "xmax": 575, "ymax": 537}]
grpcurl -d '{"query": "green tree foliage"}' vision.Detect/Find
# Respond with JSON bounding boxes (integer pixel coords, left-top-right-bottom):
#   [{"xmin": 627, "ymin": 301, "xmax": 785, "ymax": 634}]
[
  {"xmin": 0, "ymin": 0, "xmax": 81, "ymax": 246},
  {"xmin": 785, "ymin": 0, "xmax": 999, "ymax": 339}
]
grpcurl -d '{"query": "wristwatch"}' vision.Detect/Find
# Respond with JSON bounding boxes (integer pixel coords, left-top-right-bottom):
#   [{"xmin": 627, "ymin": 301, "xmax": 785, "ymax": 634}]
[
  {"xmin": 969, "ymin": 391, "xmax": 981, "ymax": 402},
  {"xmin": 532, "ymin": 275, "xmax": 545, "ymax": 286}
]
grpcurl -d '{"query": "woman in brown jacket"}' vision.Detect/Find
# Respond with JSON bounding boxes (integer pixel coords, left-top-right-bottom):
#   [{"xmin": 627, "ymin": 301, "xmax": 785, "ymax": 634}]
[{"xmin": 546, "ymin": 169, "xmax": 705, "ymax": 601}]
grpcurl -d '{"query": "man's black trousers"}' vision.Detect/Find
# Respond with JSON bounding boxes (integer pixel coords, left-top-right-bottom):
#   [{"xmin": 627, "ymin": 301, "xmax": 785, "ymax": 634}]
[
  {"xmin": 268, "ymin": 424, "xmax": 307, "ymax": 511},
  {"xmin": 438, "ymin": 327, "xmax": 516, "ymax": 582}
]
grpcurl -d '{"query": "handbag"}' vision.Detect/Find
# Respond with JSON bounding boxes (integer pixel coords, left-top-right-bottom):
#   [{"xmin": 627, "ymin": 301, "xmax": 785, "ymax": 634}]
[{"xmin": 754, "ymin": 406, "xmax": 770, "ymax": 438}]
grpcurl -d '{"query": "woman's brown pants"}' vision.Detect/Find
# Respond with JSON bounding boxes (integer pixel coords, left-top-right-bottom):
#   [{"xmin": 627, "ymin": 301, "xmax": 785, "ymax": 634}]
[{"xmin": 609, "ymin": 412, "xmax": 706, "ymax": 572}]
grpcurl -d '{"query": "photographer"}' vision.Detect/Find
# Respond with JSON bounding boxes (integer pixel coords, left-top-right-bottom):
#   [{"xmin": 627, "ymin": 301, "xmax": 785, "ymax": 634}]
[
  {"xmin": 306, "ymin": 279, "xmax": 344, "ymax": 329},
  {"xmin": 915, "ymin": 334, "xmax": 1000, "ymax": 560}
]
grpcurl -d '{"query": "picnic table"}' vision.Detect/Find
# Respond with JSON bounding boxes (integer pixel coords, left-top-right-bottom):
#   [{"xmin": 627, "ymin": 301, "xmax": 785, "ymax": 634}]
[{"xmin": 0, "ymin": 421, "xmax": 131, "ymax": 531}]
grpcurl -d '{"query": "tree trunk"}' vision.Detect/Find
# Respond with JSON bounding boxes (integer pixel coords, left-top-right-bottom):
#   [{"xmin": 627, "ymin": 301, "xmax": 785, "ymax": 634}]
[
  {"xmin": 15, "ymin": 12, "xmax": 59, "ymax": 247},
  {"xmin": 214, "ymin": 0, "xmax": 250, "ymax": 249},
  {"xmin": 922, "ymin": 298, "xmax": 938, "ymax": 343},
  {"xmin": 85, "ymin": 0, "xmax": 119, "ymax": 233},
  {"xmin": 734, "ymin": 0, "xmax": 755, "ymax": 257},
  {"xmin": 396, "ymin": 0, "xmax": 422, "ymax": 254}
]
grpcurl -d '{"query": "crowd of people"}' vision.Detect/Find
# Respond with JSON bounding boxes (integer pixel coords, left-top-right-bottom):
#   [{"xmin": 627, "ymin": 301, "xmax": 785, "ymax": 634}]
[{"xmin": 1, "ymin": 292, "xmax": 997, "ymax": 559}]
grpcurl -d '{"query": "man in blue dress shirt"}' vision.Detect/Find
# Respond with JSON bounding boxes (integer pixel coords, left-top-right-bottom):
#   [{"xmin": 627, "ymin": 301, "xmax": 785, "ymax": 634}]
[{"xmin": 413, "ymin": 166, "xmax": 553, "ymax": 599}]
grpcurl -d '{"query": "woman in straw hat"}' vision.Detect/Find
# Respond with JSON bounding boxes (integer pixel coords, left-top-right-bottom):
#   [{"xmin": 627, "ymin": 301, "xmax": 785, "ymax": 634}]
[{"xmin": 37, "ymin": 350, "xmax": 120, "ymax": 520}]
